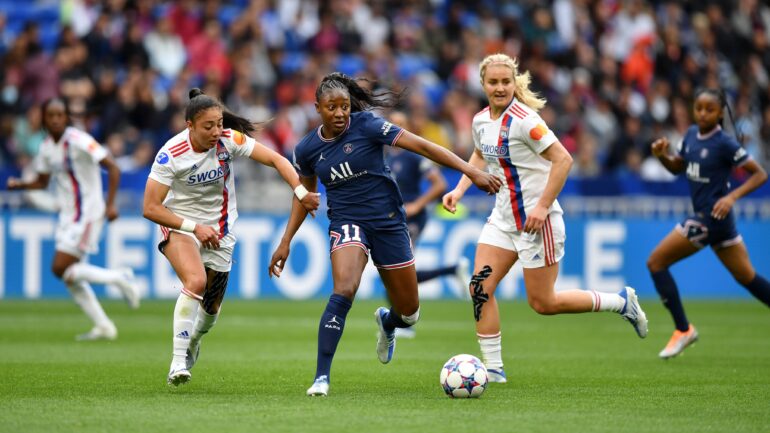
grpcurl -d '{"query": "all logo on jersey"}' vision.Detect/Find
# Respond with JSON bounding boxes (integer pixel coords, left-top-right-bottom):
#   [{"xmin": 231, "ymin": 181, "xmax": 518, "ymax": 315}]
[
  {"xmin": 343, "ymin": 143, "xmax": 353, "ymax": 154},
  {"xmin": 156, "ymin": 152, "xmax": 169, "ymax": 165},
  {"xmin": 330, "ymin": 162, "xmax": 354, "ymax": 181}
]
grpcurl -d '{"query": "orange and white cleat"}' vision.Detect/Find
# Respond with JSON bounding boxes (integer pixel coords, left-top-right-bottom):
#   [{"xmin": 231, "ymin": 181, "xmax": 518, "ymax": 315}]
[{"xmin": 659, "ymin": 325, "xmax": 699, "ymax": 359}]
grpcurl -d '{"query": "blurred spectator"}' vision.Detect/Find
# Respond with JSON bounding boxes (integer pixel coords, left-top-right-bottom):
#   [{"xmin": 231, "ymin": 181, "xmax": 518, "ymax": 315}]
[{"xmin": 143, "ymin": 15, "xmax": 185, "ymax": 79}]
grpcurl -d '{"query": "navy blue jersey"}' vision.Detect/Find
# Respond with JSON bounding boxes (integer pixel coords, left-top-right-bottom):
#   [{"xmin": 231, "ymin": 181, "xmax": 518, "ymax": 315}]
[
  {"xmin": 386, "ymin": 148, "xmax": 433, "ymax": 203},
  {"xmin": 293, "ymin": 111, "xmax": 406, "ymax": 228},
  {"xmin": 678, "ymin": 126, "xmax": 749, "ymax": 214}
]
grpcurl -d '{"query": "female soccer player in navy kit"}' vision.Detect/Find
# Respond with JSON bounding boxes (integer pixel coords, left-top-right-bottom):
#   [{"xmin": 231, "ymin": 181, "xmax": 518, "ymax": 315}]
[
  {"xmin": 7, "ymin": 98, "xmax": 140, "ymax": 341},
  {"xmin": 144, "ymin": 89, "xmax": 319, "ymax": 385},
  {"xmin": 648, "ymin": 89, "xmax": 769, "ymax": 359},
  {"xmin": 268, "ymin": 72, "xmax": 502, "ymax": 396},
  {"xmin": 442, "ymin": 54, "xmax": 648, "ymax": 383}
]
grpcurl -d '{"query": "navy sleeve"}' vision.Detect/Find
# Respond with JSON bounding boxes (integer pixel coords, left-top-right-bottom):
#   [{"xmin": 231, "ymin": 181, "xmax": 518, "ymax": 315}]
[
  {"xmin": 292, "ymin": 141, "xmax": 314, "ymax": 177},
  {"xmin": 362, "ymin": 111, "xmax": 404, "ymax": 146},
  {"xmin": 722, "ymin": 136, "xmax": 749, "ymax": 167}
]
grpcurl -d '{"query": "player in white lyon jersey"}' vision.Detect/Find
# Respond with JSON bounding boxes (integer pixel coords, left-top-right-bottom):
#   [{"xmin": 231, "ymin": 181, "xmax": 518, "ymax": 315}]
[
  {"xmin": 143, "ymin": 88, "xmax": 320, "ymax": 386},
  {"xmin": 6, "ymin": 98, "xmax": 140, "ymax": 341},
  {"xmin": 442, "ymin": 54, "xmax": 648, "ymax": 383}
]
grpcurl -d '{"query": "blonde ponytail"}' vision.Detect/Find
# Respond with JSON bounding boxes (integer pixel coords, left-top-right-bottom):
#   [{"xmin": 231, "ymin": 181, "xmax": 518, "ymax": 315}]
[{"xmin": 479, "ymin": 54, "xmax": 546, "ymax": 112}]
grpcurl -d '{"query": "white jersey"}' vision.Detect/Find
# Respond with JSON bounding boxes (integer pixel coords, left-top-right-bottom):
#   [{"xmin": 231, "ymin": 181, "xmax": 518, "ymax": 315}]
[
  {"xmin": 149, "ymin": 128, "xmax": 256, "ymax": 238},
  {"xmin": 472, "ymin": 98, "xmax": 563, "ymax": 232},
  {"xmin": 35, "ymin": 126, "xmax": 108, "ymax": 224}
]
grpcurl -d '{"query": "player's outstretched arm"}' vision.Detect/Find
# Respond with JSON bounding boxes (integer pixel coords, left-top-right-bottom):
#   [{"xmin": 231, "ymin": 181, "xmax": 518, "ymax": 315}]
[
  {"xmin": 442, "ymin": 149, "xmax": 486, "ymax": 214},
  {"xmin": 395, "ymin": 131, "xmax": 501, "ymax": 194},
  {"xmin": 99, "ymin": 156, "xmax": 121, "ymax": 221},
  {"xmin": 247, "ymin": 142, "xmax": 320, "ymax": 215},
  {"xmin": 269, "ymin": 175, "xmax": 318, "ymax": 278},
  {"xmin": 142, "ymin": 178, "xmax": 220, "ymax": 249},
  {"xmin": 523, "ymin": 140, "xmax": 573, "ymax": 234},
  {"xmin": 651, "ymin": 137, "xmax": 686, "ymax": 174},
  {"xmin": 711, "ymin": 159, "xmax": 768, "ymax": 220},
  {"xmin": 6, "ymin": 173, "xmax": 50, "ymax": 190}
]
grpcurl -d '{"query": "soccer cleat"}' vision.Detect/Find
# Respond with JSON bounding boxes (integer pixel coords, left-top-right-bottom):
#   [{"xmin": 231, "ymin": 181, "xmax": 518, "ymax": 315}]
[
  {"xmin": 455, "ymin": 257, "xmax": 470, "ymax": 290},
  {"xmin": 619, "ymin": 286, "xmax": 648, "ymax": 338},
  {"xmin": 394, "ymin": 326, "xmax": 416, "ymax": 339},
  {"xmin": 374, "ymin": 307, "xmax": 396, "ymax": 364},
  {"xmin": 76, "ymin": 324, "xmax": 117, "ymax": 341},
  {"xmin": 306, "ymin": 375, "xmax": 329, "ymax": 396},
  {"xmin": 116, "ymin": 268, "xmax": 140, "ymax": 309},
  {"xmin": 167, "ymin": 367, "xmax": 191, "ymax": 386},
  {"xmin": 659, "ymin": 325, "xmax": 699, "ymax": 359},
  {"xmin": 186, "ymin": 339, "xmax": 201, "ymax": 370},
  {"xmin": 487, "ymin": 368, "xmax": 508, "ymax": 384}
]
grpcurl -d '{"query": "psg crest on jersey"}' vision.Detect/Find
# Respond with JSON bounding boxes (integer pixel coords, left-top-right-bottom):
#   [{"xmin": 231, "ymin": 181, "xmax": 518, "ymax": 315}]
[
  {"xmin": 700, "ymin": 148, "xmax": 709, "ymax": 159},
  {"xmin": 343, "ymin": 143, "xmax": 353, "ymax": 154}
]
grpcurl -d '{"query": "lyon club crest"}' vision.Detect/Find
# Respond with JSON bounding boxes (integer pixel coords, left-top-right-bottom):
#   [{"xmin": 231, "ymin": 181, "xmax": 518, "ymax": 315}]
[
  {"xmin": 343, "ymin": 143, "xmax": 354, "ymax": 154},
  {"xmin": 499, "ymin": 126, "xmax": 509, "ymax": 139}
]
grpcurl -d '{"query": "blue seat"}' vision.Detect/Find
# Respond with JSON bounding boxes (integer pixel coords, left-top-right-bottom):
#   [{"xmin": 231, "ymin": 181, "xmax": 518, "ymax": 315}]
[
  {"xmin": 336, "ymin": 54, "xmax": 366, "ymax": 76},
  {"xmin": 280, "ymin": 51, "xmax": 307, "ymax": 74}
]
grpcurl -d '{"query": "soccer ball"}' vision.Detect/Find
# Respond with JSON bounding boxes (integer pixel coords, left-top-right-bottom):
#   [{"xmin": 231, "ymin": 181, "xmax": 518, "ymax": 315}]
[{"xmin": 439, "ymin": 354, "xmax": 488, "ymax": 398}]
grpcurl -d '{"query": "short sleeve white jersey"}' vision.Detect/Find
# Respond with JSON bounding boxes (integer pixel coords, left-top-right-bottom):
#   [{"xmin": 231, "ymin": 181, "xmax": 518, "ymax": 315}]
[
  {"xmin": 34, "ymin": 126, "xmax": 109, "ymax": 223},
  {"xmin": 149, "ymin": 128, "xmax": 256, "ymax": 238},
  {"xmin": 472, "ymin": 98, "xmax": 563, "ymax": 232}
]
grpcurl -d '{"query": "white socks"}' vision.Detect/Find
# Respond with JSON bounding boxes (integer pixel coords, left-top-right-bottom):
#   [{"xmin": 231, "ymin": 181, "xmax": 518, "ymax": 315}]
[
  {"xmin": 66, "ymin": 281, "xmax": 114, "ymax": 330},
  {"xmin": 172, "ymin": 293, "xmax": 199, "ymax": 368},
  {"xmin": 64, "ymin": 262, "xmax": 124, "ymax": 285},
  {"xmin": 190, "ymin": 308, "xmax": 218, "ymax": 347},
  {"xmin": 478, "ymin": 332, "xmax": 504, "ymax": 370},
  {"xmin": 590, "ymin": 291, "xmax": 625, "ymax": 313}
]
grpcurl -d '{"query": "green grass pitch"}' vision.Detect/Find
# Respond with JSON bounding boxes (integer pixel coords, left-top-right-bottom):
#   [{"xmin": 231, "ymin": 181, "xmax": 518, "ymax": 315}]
[{"xmin": 1, "ymin": 299, "xmax": 768, "ymax": 433}]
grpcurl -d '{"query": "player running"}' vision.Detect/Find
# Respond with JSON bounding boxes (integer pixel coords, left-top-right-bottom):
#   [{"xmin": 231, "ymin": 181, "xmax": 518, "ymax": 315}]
[
  {"xmin": 6, "ymin": 97, "xmax": 140, "ymax": 341},
  {"xmin": 648, "ymin": 88, "xmax": 769, "ymax": 359},
  {"xmin": 268, "ymin": 72, "xmax": 501, "ymax": 397},
  {"xmin": 442, "ymin": 53, "xmax": 648, "ymax": 383},
  {"xmin": 143, "ymin": 88, "xmax": 319, "ymax": 386},
  {"xmin": 386, "ymin": 111, "xmax": 470, "ymax": 338}
]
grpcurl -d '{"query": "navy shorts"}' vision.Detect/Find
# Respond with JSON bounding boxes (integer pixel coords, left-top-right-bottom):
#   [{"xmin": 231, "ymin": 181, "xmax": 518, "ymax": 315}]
[
  {"xmin": 328, "ymin": 220, "xmax": 415, "ymax": 269},
  {"xmin": 676, "ymin": 212, "xmax": 742, "ymax": 249}
]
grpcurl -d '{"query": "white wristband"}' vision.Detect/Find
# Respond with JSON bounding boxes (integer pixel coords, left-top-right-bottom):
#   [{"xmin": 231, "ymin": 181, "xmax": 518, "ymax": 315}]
[
  {"xmin": 179, "ymin": 218, "xmax": 196, "ymax": 232},
  {"xmin": 294, "ymin": 184, "xmax": 309, "ymax": 201}
]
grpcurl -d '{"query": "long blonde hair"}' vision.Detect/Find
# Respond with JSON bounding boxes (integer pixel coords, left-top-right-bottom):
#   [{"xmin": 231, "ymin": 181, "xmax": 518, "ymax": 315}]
[{"xmin": 479, "ymin": 53, "xmax": 546, "ymax": 112}]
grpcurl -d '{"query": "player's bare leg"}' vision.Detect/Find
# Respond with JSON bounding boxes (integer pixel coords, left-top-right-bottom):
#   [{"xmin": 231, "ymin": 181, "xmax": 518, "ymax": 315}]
[
  {"xmin": 471, "ymin": 244, "xmax": 517, "ymax": 383},
  {"xmin": 524, "ymin": 262, "xmax": 647, "ymax": 337}
]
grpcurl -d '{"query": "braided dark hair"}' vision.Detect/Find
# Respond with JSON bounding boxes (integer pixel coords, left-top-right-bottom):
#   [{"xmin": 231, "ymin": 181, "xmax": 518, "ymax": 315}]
[
  {"xmin": 40, "ymin": 97, "xmax": 71, "ymax": 128},
  {"xmin": 186, "ymin": 88, "xmax": 256, "ymax": 136},
  {"xmin": 315, "ymin": 72, "xmax": 401, "ymax": 113},
  {"xmin": 694, "ymin": 88, "xmax": 744, "ymax": 143}
]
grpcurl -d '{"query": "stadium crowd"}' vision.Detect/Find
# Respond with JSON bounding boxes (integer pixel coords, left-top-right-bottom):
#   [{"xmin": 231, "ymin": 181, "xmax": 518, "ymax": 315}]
[{"xmin": 1, "ymin": 0, "xmax": 770, "ymax": 211}]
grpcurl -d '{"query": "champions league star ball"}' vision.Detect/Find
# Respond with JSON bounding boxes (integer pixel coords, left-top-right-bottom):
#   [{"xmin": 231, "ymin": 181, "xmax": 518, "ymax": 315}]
[{"xmin": 440, "ymin": 354, "xmax": 488, "ymax": 398}]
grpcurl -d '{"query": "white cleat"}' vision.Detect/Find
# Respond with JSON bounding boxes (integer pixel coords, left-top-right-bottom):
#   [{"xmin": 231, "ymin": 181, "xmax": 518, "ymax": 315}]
[
  {"xmin": 306, "ymin": 375, "xmax": 329, "ymax": 396},
  {"xmin": 167, "ymin": 367, "xmax": 191, "ymax": 386},
  {"xmin": 116, "ymin": 268, "xmax": 140, "ymax": 309},
  {"xmin": 374, "ymin": 307, "xmax": 396, "ymax": 364},
  {"xmin": 487, "ymin": 368, "xmax": 508, "ymax": 384},
  {"xmin": 454, "ymin": 257, "xmax": 470, "ymax": 289},
  {"xmin": 76, "ymin": 324, "xmax": 117, "ymax": 341},
  {"xmin": 186, "ymin": 339, "xmax": 201, "ymax": 370},
  {"xmin": 619, "ymin": 286, "xmax": 648, "ymax": 338},
  {"xmin": 659, "ymin": 325, "xmax": 699, "ymax": 359}
]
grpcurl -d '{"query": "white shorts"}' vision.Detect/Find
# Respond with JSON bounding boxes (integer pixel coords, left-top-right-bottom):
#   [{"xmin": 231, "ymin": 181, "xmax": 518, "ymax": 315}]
[
  {"xmin": 56, "ymin": 218, "xmax": 104, "ymax": 258},
  {"xmin": 478, "ymin": 212, "xmax": 566, "ymax": 269},
  {"xmin": 159, "ymin": 227, "xmax": 236, "ymax": 272}
]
